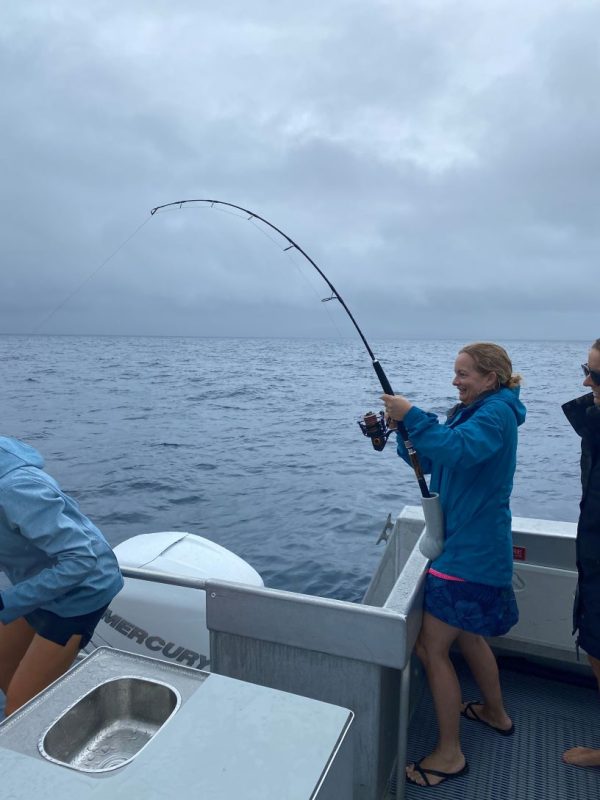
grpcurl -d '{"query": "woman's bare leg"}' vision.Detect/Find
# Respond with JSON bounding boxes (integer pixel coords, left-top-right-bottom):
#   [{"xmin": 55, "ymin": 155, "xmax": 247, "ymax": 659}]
[
  {"xmin": 563, "ymin": 654, "xmax": 600, "ymax": 767},
  {"xmin": 406, "ymin": 612, "xmax": 466, "ymax": 786},
  {"xmin": 0, "ymin": 618, "xmax": 36, "ymax": 694},
  {"xmin": 4, "ymin": 632, "xmax": 81, "ymax": 716},
  {"xmin": 457, "ymin": 630, "xmax": 512, "ymax": 731}
]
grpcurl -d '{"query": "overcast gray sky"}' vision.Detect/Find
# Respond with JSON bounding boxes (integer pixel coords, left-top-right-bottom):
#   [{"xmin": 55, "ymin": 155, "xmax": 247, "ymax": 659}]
[{"xmin": 1, "ymin": 1, "xmax": 598, "ymax": 340}]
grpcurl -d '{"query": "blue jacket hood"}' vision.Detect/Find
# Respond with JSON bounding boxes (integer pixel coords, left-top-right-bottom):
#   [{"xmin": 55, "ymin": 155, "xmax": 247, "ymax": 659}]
[
  {"xmin": 474, "ymin": 386, "xmax": 526, "ymax": 426},
  {"xmin": 500, "ymin": 386, "xmax": 526, "ymax": 426},
  {"xmin": 448, "ymin": 386, "xmax": 526, "ymax": 429},
  {"xmin": 0, "ymin": 437, "xmax": 44, "ymax": 479}
]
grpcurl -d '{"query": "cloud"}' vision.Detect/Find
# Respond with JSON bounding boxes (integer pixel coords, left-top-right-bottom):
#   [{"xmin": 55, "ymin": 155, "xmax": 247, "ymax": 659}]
[{"xmin": 1, "ymin": 0, "xmax": 598, "ymax": 339}]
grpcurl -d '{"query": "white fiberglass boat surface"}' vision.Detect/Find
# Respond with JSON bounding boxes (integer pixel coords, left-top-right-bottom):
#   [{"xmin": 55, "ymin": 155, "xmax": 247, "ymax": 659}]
[{"xmin": 85, "ymin": 530, "xmax": 264, "ymax": 670}]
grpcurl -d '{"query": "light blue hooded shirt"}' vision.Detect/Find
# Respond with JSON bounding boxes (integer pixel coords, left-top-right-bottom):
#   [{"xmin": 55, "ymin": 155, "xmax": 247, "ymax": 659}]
[{"xmin": 0, "ymin": 437, "xmax": 123, "ymax": 624}]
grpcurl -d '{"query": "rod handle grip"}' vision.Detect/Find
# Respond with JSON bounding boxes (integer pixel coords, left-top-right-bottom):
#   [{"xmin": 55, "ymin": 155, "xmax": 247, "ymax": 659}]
[{"xmin": 371, "ymin": 359, "xmax": 431, "ymax": 498}]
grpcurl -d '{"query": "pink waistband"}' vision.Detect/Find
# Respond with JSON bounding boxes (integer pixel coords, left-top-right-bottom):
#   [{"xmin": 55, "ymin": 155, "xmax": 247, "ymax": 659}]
[{"xmin": 428, "ymin": 567, "xmax": 465, "ymax": 583}]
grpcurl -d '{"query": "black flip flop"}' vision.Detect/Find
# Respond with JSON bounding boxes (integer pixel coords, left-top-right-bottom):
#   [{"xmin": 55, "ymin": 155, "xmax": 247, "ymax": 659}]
[
  {"xmin": 461, "ymin": 700, "xmax": 515, "ymax": 736},
  {"xmin": 406, "ymin": 758, "xmax": 469, "ymax": 787}
]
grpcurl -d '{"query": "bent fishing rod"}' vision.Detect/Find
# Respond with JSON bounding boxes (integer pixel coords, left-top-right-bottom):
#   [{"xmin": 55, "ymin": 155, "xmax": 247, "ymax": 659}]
[{"xmin": 150, "ymin": 198, "xmax": 430, "ymax": 498}]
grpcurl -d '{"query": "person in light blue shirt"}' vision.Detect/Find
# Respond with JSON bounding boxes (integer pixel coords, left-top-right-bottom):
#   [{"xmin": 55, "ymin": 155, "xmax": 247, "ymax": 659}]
[
  {"xmin": 0, "ymin": 436, "xmax": 123, "ymax": 715},
  {"xmin": 383, "ymin": 342, "xmax": 525, "ymax": 788}
]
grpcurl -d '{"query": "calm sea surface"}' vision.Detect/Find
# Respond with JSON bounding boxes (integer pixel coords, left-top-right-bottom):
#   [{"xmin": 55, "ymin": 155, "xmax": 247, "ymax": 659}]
[{"xmin": 0, "ymin": 335, "xmax": 589, "ymax": 601}]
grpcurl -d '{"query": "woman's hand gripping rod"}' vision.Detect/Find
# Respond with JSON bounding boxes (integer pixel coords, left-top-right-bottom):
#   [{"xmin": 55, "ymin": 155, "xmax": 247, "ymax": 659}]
[{"xmin": 360, "ymin": 360, "xmax": 431, "ymax": 499}]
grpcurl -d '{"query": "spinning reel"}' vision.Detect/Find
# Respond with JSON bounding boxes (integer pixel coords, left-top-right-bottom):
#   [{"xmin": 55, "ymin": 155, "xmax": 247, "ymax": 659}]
[{"xmin": 357, "ymin": 411, "xmax": 395, "ymax": 452}]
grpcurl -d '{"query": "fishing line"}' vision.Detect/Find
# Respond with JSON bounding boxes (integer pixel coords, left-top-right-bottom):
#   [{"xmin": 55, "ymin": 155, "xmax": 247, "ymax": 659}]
[
  {"xmin": 244, "ymin": 213, "xmax": 346, "ymax": 340},
  {"xmin": 283, "ymin": 247, "xmax": 346, "ymax": 341},
  {"xmin": 158, "ymin": 201, "xmax": 347, "ymax": 339},
  {"xmin": 31, "ymin": 197, "xmax": 429, "ymax": 497},
  {"xmin": 33, "ymin": 215, "xmax": 153, "ymax": 333},
  {"xmin": 150, "ymin": 198, "xmax": 430, "ymax": 497}
]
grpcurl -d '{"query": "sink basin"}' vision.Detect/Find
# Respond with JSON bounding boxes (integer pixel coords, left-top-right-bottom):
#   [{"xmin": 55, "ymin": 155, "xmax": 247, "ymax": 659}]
[
  {"xmin": 0, "ymin": 648, "xmax": 207, "ymax": 776},
  {"xmin": 39, "ymin": 676, "xmax": 181, "ymax": 772}
]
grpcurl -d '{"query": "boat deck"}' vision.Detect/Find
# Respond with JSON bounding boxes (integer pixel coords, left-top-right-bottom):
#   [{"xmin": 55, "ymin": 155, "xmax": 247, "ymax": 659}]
[{"xmin": 392, "ymin": 656, "xmax": 600, "ymax": 799}]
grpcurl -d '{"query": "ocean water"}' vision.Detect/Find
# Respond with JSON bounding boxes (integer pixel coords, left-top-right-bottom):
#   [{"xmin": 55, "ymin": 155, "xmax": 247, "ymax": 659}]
[{"xmin": 0, "ymin": 335, "xmax": 589, "ymax": 601}]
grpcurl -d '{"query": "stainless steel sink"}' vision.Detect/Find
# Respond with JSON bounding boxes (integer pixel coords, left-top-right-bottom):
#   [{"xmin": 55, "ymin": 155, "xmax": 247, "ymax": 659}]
[
  {"xmin": 39, "ymin": 676, "xmax": 181, "ymax": 772},
  {"xmin": 0, "ymin": 648, "xmax": 208, "ymax": 777}
]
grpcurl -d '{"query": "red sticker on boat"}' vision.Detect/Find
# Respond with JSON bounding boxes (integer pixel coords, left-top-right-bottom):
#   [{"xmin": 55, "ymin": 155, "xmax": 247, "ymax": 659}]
[{"xmin": 513, "ymin": 546, "xmax": 526, "ymax": 561}]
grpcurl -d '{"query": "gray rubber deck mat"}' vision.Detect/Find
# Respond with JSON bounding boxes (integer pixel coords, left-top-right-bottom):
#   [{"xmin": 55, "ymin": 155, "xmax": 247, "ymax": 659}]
[{"xmin": 393, "ymin": 659, "xmax": 600, "ymax": 800}]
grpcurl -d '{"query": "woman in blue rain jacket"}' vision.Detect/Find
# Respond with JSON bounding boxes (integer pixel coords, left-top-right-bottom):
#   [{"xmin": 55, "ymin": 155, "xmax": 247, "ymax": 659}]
[{"xmin": 382, "ymin": 342, "xmax": 525, "ymax": 788}]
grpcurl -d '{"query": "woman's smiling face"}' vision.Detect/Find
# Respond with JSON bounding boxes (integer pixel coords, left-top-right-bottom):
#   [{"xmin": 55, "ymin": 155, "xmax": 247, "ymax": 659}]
[{"xmin": 452, "ymin": 352, "xmax": 497, "ymax": 406}]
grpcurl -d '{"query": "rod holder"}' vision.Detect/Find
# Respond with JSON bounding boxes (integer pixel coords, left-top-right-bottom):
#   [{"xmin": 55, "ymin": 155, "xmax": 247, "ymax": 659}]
[{"xmin": 419, "ymin": 492, "xmax": 444, "ymax": 561}]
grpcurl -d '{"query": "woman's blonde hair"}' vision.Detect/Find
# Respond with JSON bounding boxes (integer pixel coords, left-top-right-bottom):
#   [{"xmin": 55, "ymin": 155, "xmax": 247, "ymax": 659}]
[{"xmin": 460, "ymin": 342, "xmax": 522, "ymax": 389}]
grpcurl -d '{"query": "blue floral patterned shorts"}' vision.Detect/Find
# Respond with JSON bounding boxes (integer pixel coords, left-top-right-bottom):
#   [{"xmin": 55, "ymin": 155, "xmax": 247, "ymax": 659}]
[{"xmin": 424, "ymin": 573, "xmax": 519, "ymax": 637}]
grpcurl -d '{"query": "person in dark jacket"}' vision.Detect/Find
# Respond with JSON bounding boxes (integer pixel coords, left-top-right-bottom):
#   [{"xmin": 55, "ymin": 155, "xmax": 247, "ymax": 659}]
[
  {"xmin": 383, "ymin": 342, "xmax": 525, "ymax": 788},
  {"xmin": 0, "ymin": 437, "xmax": 123, "ymax": 716},
  {"xmin": 562, "ymin": 338, "xmax": 600, "ymax": 767}
]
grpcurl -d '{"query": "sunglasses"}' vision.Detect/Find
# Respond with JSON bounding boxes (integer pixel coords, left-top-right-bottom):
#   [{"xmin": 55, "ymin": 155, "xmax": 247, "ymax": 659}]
[{"xmin": 582, "ymin": 363, "xmax": 600, "ymax": 385}]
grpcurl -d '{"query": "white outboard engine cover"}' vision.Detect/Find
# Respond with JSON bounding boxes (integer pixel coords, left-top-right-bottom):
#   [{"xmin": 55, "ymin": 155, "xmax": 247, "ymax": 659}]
[{"xmin": 86, "ymin": 532, "xmax": 263, "ymax": 670}]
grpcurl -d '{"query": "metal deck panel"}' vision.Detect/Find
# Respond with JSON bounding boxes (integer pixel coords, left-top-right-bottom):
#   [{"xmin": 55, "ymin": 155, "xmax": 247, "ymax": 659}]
[{"xmin": 394, "ymin": 660, "xmax": 600, "ymax": 800}]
